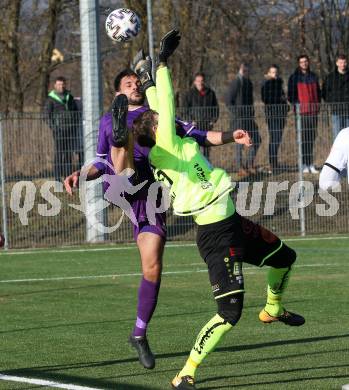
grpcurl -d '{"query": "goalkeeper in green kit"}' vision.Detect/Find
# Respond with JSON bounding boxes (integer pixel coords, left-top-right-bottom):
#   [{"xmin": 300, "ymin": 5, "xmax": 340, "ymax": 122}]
[{"xmin": 111, "ymin": 30, "xmax": 305, "ymax": 390}]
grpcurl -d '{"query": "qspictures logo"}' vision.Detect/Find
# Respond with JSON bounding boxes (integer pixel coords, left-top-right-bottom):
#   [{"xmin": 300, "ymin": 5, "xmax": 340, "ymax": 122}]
[{"xmin": 8, "ymin": 158, "xmax": 343, "ymax": 233}]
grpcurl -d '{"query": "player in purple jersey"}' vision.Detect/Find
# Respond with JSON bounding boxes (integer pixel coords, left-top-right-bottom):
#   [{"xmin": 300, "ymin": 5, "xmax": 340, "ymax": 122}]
[{"xmin": 64, "ymin": 68, "xmax": 242, "ymax": 370}]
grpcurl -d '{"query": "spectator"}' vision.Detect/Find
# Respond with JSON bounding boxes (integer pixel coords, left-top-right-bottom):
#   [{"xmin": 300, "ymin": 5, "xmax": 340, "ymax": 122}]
[
  {"xmin": 183, "ymin": 72, "xmax": 219, "ymax": 159},
  {"xmin": 261, "ymin": 64, "xmax": 288, "ymax": 173},
  {"xmin": 288, "ymin": 55, "xmax": 321, "ymax": 174},
  {"xmin": 322, "ymin": 54, "xmax": 349, "ymax": 139},
  {"xmin": 45, "ymin": 76, "xmax": 80, "ymax": 181},
  {"xmin": 225, "ymin": 63, "xmax": 261, "ymax": 178}
]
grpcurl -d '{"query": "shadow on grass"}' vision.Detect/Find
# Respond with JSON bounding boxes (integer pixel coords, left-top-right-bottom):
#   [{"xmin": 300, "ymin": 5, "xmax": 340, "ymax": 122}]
[
  {"xmin": 216, "ymin": 332, "xmax": 349, "ymax": 355},
  {"xmin": 0, "ymin": 308, "xmax": 213, "ymax": 335},
  {"xmin": 113, "ymin": 347, "xmax": 349, "ymax": 380},
  {"xmin": 210, "ymin": 347, "xmax": 349, "ymax": 369},
  {"xmin": 199, "ymin": 362, "xmax": 349, "ymax": 384},
  {"xmin": 203, "ymin": 373, "xmax": 349, "ymax": 389},
  {"xmin": 6, "ymin": 333, "xmax": 349, "ymax": 374},
  {"xmin": 0, "ymin": 299, "xmax": 304, "ymax": 335}
]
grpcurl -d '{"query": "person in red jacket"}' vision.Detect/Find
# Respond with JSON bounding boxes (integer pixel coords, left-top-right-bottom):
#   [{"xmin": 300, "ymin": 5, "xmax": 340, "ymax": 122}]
[{"xmin": 288, "ymin": 55, "xmax": 321, "ymax": 174}]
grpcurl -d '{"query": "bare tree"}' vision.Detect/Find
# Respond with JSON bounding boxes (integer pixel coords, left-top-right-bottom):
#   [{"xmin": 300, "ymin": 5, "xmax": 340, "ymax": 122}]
[
  {"xmin": 0, "ymin": 0, "xmax": 23, "ymax": 112},
  {"xmin": 3, "ymin": 0, "xmax": 349, "ymax": 111},
  {"xmin": 36, "ymin": 0, "xmax": 63, "ymax": 108}
]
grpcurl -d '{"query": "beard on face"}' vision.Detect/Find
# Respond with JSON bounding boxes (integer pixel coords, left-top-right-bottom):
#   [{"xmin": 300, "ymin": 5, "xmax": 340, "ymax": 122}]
[{"xmin": 128, "ymin": 91, "xmax": 145, "ymax": 106}]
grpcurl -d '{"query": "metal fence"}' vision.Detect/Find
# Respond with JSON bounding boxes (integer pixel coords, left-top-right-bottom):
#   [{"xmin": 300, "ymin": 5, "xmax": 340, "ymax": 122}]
[{"xmin": 0, "ymin": 103, "xmax": 348, "ymax": 249}]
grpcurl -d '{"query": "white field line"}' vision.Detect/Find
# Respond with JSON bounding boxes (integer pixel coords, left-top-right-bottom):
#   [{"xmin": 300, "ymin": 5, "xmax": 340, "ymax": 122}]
[
  {"xmin": 1, "ymin": 235, "xmax": 348, "ymax": 256},
  {"xmin": 0, "ymin": 269, "xmax": 206, "ymax": 283},
  {"xmin": 285, "ymin": 236, "xmax": 349, "ymax": 242},
  {"xmin": 0, "ymin": 263, "xmax": 345, "ymax": 284},
  {"xmin": 1, "ymin": 244, "xmax": 149, "ymax": 256},
  {"xmin": 0, "ymin": 374, "xmax": 103, "ymax": 390}
]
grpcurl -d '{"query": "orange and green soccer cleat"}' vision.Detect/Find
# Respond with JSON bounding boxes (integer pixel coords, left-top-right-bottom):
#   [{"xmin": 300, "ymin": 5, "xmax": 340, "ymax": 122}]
[
  {"xmin": 259, "ymin": 309, "xmax": 305, "ymax": 326},
  {"xmin": 171, "ymin": 374, "xmax": 196, "ymax": 389}
]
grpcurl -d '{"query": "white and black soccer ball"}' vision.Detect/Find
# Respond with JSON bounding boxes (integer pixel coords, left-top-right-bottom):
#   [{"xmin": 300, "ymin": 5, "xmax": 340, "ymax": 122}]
[{"xmin": 105, "ymin": 8, "xmax": 141, "ymax": 42}]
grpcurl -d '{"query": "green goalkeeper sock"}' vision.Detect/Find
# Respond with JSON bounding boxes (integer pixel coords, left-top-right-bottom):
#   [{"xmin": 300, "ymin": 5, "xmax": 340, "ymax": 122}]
[
  {"xmin": 265, "ymin": 266, "xmax": 292, "ymax": 317},
  {"xmin": 178, "ymin": 314, "xmax": 232, "ymax": 379}
]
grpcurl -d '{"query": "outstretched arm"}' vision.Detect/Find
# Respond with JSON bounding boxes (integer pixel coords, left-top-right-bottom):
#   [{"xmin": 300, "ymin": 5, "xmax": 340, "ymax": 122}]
[
  {"xmin": 155, "ymin": 30, "xmax": 181, "ymax": 150},
  {"xmin": 176, "ymin": 119, "xmax": 252, "ymax": 147},
  {"xmin": 146, "ymin": 85, "xmax": 158, "ymax": 111},
  {"xmin": 204, "ymin": 129, "xmax": 252, "ymax": 146},
  {"xmin": 64, "ymin": 165, "xmax": 103, "ymax": 195},
  {"xmin": 155, "ymin": 65, "xmax": 177, "ymax": 149}
]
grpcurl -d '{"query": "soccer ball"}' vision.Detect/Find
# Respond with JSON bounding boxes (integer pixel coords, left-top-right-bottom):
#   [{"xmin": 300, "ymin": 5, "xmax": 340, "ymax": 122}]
[{"xmin": 105, "ymin": 8, "xmax": 141, "ymax": 42}]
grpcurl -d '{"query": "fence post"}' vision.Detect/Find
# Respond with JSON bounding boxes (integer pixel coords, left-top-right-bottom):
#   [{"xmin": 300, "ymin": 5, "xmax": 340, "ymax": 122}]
[
  {"xmin": 79, "ymin": 0, "xmax": 105, "ymax": 243},
  {"xmin": 147, "ymin": 0, "xmax": 155, "ymax": 80},
  {"xmin": 0, "ymin": 114, "xmax": 9, "ymax": 249},
  {"xmin": 296, "ymin": 104, "xmax": 306, "ymax": 236}
]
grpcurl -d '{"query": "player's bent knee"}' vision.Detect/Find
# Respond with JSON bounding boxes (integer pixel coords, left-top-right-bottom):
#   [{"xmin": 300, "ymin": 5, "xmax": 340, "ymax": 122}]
[
  {"xmin": 217, "ymin": 293, "xmax": 244, "ymax": 326},
  {"xmin": 288, "ymin": 247, "xmax": 297, "ymax": 264},
  {"xmin": 265, "ymin": 244, "xmax": 297, "ymax": 268},
  {"xmin": 219, "ymin": 308, "xmax": 242, "ymax": 326},
  {"xmin": 279, "ymin": 244, "xmax": 297, "ymax": 268}
]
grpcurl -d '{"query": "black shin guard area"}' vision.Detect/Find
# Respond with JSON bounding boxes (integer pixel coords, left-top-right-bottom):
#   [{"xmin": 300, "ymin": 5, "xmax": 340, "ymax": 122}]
[{"xmin": 217, "ymin": 293, "xmax": 244, "ymax": 326}]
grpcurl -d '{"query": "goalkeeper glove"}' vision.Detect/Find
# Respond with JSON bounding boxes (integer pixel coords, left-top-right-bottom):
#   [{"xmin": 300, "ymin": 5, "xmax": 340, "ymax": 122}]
[
  {"xmin": 158, "ymin": 29, "xmax": 181, "ymax": 65},
  {"xmin": 131, "ymin": 49, "xmax": 155, "ymax": 91}
]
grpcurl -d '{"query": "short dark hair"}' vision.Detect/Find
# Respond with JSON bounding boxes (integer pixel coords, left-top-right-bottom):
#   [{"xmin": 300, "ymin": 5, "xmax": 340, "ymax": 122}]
[
  {"xmin": 269, "ymin": 64, "xmax": 279, "ymax": 70},
  {"xmin": 113, "ymin": 69, "xmax": 138, "ymax": 91},
  {"xmin": 55, "ymin": 76, "xmax": 66, "ymax": 83},
  {"xmin": 297, "ymin": 54, "xmax": 309, "ymax": 62},
  {"xmin": 337, "ymin": 54, "xmax": 347, "ymax": 61},
  {"xmin": 194, "ymin": 72, "xmax": 205, "ymax": 79},
  {"xmin": 133, "ymin": 109, "xmax": 157, "ymax": 147}
]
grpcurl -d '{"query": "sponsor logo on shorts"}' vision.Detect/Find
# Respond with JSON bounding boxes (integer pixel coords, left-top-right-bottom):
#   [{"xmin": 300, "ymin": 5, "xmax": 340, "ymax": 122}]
[
  {"xmin": 233, "ymin": 262, "xmax": 242, "ymax": 276},
  {"xmin": 212, "ymin": 283, "xmax": 220, "ymax": 293}
]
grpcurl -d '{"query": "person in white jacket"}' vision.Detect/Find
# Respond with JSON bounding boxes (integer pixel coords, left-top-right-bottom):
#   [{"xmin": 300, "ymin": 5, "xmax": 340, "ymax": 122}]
[{"xmin": 319, "ymin": 128, "xmax": 349, "ymax": 190}]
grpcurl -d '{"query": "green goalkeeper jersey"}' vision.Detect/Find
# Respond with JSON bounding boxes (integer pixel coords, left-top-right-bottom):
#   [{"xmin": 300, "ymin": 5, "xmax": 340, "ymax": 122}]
[{"xmin": 149, "ymin": 66, "xmax": 235, "ymax": 225}]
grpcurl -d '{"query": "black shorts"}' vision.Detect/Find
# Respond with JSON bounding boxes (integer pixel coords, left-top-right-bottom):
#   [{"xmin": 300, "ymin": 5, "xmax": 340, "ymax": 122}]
[{"xmin": 196, "ymin": 212, "xmax": 296, "ymax": 300}]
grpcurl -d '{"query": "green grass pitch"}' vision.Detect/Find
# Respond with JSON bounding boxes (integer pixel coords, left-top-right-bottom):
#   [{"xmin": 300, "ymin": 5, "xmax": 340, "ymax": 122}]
[{"xmin": 0, "ymin": 237, "xmax": 348, "ymax": 389}]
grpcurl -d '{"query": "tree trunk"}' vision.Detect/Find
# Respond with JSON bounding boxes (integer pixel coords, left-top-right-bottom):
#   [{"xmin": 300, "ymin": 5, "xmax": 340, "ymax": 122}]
[
  {"xmin": 36, "ymin": 0, "xmax": 62, "ymax": 108},
  {"xmin": 0, "ymin": 0, "xmax": 23, "ymax": 112}
]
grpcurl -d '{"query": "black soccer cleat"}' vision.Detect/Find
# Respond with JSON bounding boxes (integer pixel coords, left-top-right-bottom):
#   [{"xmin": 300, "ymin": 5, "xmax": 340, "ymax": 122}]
[
  {"xmin": 259, "ymin": 309, "xmax": 305, "ymax": 326},
  {"xmin": 128, "ymin": 334, "xmax": 155, "ymax": 369},
  {"xmin": 171, "ymin": 374, "xmax": 196, "ymax": 389},
  {"xmin": 111, "ymin": 94, "xmax": 129, "ymax": 147}
]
